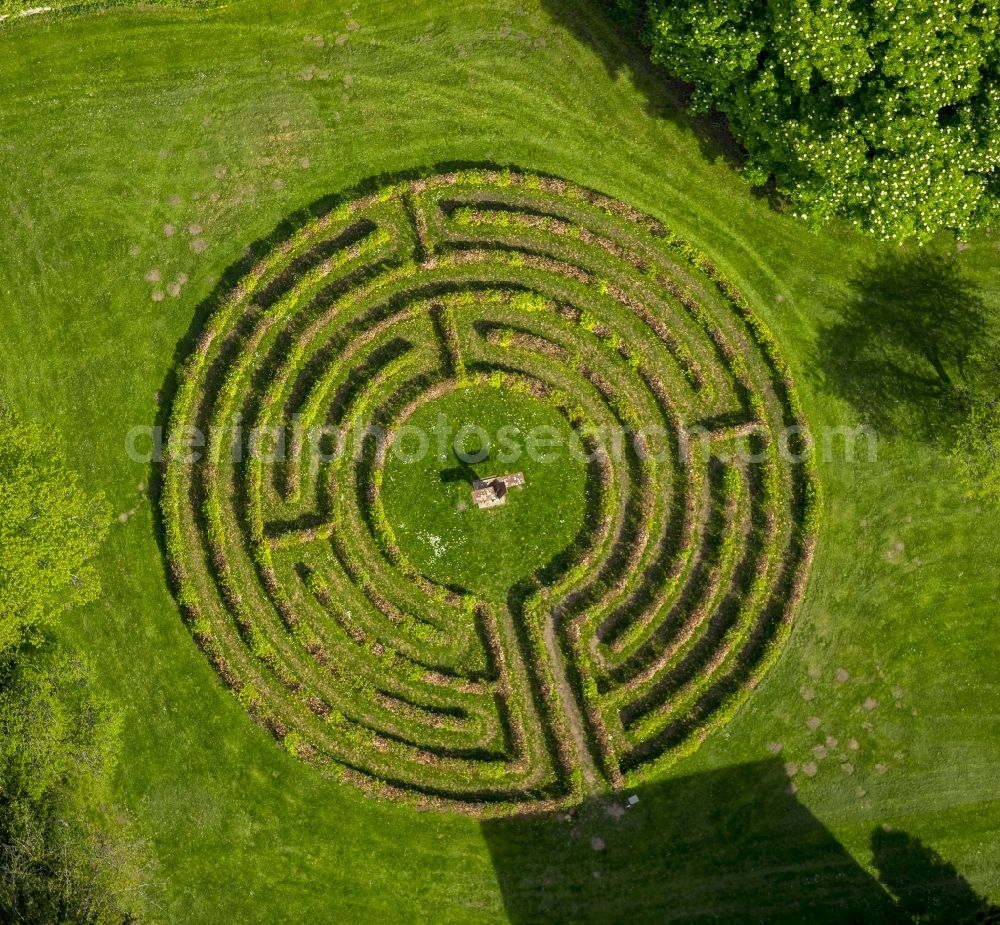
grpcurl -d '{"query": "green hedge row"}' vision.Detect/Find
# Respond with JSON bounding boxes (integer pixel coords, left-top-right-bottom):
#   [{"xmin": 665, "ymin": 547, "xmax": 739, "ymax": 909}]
[{"xmin": 160, "ymin": 170, "xmax": 820, "ymax": 812}]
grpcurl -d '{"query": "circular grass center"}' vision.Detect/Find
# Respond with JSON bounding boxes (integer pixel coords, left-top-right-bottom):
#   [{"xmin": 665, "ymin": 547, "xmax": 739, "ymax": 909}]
[{"xmin": 380, "ymin": 386, "xmax": 589, "ymax": 601}]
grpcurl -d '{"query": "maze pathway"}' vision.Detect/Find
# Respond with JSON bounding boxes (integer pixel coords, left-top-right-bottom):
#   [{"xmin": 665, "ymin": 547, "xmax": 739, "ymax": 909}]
[{"xmin": 161, "ymin": 169, "xmax": 820, "ymax": 815}]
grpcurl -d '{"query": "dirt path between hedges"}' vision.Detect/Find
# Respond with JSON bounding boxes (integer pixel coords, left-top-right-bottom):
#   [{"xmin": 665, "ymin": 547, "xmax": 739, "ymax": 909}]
[{"xmin": 542, "ymin": 614, "xmax": 602, "ymax": 791}]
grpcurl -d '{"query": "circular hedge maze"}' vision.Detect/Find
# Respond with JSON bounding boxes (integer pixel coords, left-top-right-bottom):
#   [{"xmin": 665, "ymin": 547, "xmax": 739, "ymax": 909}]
[{"xmin": 162, "ymin": 169, "xmax": 820, "ymax": 815}]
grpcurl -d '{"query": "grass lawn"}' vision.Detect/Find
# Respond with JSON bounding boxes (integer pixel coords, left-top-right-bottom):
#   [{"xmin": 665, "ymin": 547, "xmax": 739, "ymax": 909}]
[
  {"xmin": 0, "ymin": 0, "xmax": 998, "ymax": 921},
  {"xmin": 381, "ymin": 386, "xmax": 590, "ymax": 602}
]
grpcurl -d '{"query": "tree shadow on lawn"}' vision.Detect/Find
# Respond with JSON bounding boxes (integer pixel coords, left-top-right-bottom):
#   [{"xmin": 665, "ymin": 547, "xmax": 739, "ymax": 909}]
[
  {"xmin": 536, "ymin": 0, "xmax": 745, "ymax": 172},
  {"xmin": 871, "ymin": 827, "xmax": 999, "ymax": 925},
  {"xmin": 815, "ymin": 250, "xmax": 994, "ymax": 443},
  {"xmin": 484, "ymin": 758, "xmax": 999, "ymax": 923}
]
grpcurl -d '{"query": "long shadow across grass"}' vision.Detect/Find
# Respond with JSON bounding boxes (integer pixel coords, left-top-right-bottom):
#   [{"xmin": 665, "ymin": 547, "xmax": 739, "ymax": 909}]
[
  {"xmin": 871, "ymin": 827, "xmax": 999, "ymax": 925},
  {"xmin": 484, "ymin": 757, "xmax": 897, "ymax": 924},
  {"xmin": 484, "ymin": 755, "xmax": 1000, "ymax": 922}
]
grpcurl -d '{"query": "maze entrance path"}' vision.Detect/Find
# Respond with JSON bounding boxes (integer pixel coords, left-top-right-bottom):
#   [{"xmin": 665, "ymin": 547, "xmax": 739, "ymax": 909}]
[{"xmin": 162, "ymin": 169, "xmax": 820, "ymax": 816}]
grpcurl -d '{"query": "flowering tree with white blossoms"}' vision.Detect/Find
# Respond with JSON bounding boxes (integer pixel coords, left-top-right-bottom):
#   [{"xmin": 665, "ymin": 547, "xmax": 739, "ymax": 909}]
[{"xmin": 620, "ymin": 0, "xmax": 1000, "ymax": 241}]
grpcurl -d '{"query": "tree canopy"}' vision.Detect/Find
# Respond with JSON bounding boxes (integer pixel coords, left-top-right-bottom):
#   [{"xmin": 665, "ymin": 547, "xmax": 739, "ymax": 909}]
[
  {"xmin": 0, "ymin": 407, "xmax": 110, "ymax": 655},
  {"xmin": 620, "ymin": 0, "xmax": 1000, "ymax": 240},
  {"xmin": 0, "ymin": 406, "xmax": 147, "ymax": 922},
  {"xmin": 0, "ymin": 654, "xmax": 151, "ymax": 924}
]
